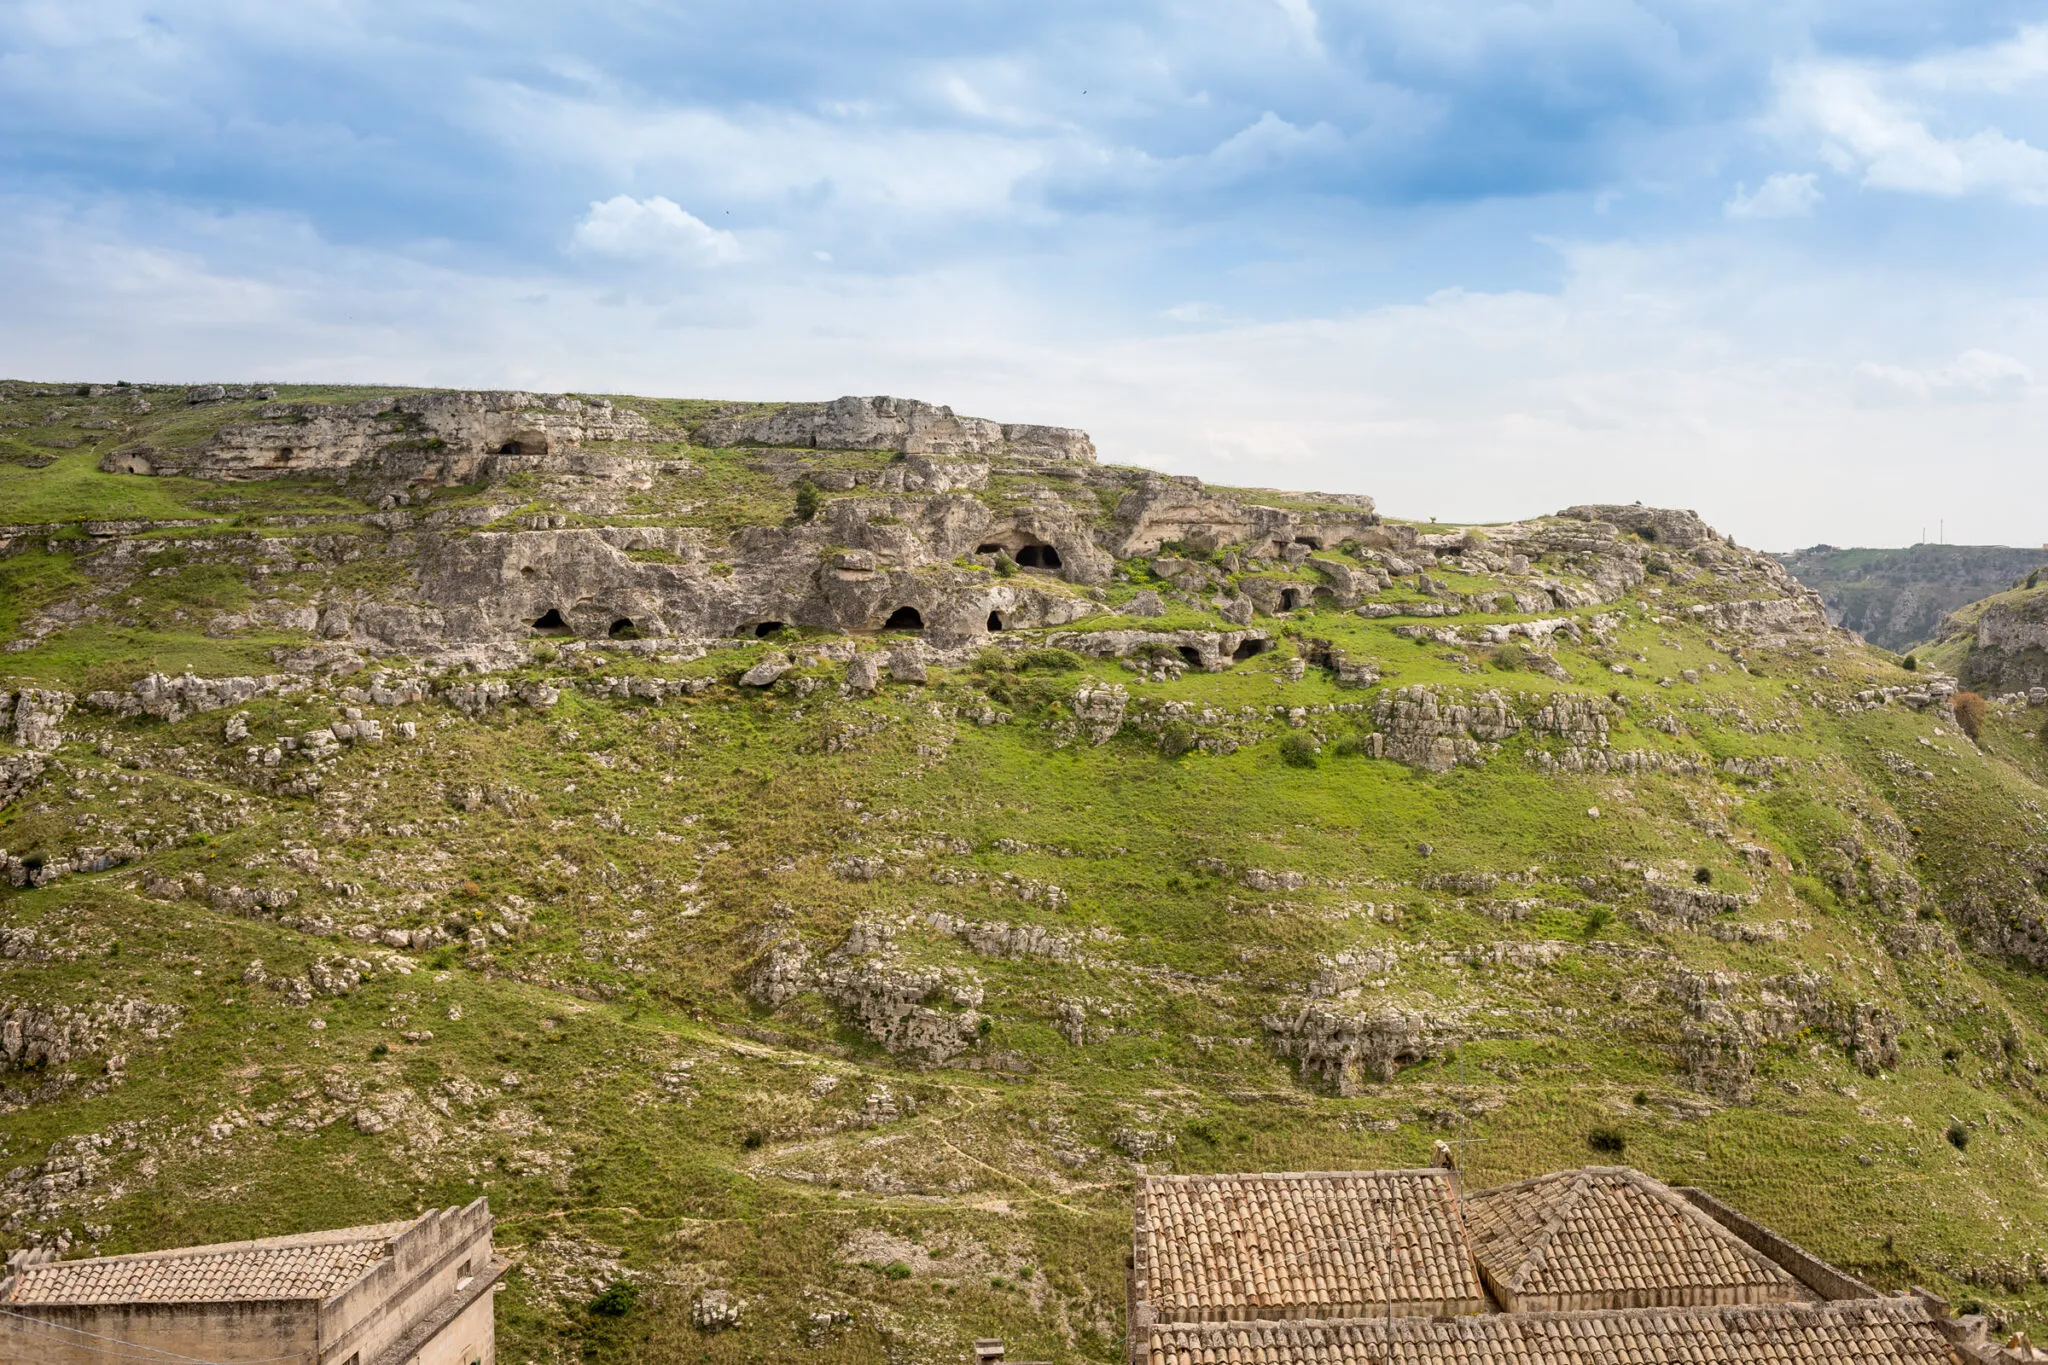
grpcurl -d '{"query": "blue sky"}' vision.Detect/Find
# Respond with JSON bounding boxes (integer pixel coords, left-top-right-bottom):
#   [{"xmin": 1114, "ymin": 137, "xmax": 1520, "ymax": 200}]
[{"xmin": 6, "ymin": 2, "xmax": 2048, "ymax": 549}]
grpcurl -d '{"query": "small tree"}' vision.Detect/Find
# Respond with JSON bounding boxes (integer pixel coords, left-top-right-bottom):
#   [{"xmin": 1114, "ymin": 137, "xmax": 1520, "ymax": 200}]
[
  {"xmin": 793, "ymin": 479, "xmax": 821, "ymax": 523},
  {"xmin": 2029, "ymin": 568, "xmax": 2041, "ymax": 590},
  {"xmin": 1901, "ymin": 654, "xmax": 1917, "ymax": 672},
  {"xmin": 1952, "ymin": 691, "xmax": 1987, "ymax": 742}
]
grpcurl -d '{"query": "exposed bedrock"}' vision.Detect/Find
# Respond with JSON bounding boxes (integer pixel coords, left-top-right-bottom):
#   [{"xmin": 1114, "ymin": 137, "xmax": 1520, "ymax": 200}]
[
  {"xmin": 692, "ymin": 394, "xmax": 1095, "ymax": 462},
  {"xmin": 105, "ymin": 390, "xmax": 664, "ymax": 483}
]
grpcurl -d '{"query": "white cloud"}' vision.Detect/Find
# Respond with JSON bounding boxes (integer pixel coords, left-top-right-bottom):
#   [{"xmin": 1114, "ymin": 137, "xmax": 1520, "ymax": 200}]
[
  {"xmin": 571, "ymin": 196, "xmax": 741, "ymax": 265},
  {"xmin": 1856, "ymin": 348, "xmax": 2034, "ymax": 403},
  {"xmin": 1781, "ymin": 62, "xmax": 2048, "ymax": 203},
  {"xmin": 1725, "ymin": 172, "xmax": 1821, "ymax": 218}
]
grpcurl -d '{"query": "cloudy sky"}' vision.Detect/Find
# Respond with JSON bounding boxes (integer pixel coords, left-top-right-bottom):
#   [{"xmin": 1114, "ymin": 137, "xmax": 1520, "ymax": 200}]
[{"xmin": 6, "ymin": 2, "xmax": 2048, "ymax": 550}]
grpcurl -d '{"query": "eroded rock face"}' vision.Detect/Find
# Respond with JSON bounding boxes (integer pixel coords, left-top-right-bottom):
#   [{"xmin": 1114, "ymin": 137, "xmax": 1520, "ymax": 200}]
[
  {"xmin": 1107, "ymin": 478, "xmax": 1379, "ymax": 559},
  {"xmin": 107, "ymin": 391, "xmax": 664, "ymax": 484},
  {"xmin": 1263, "ymin": 1004, "xmax": 1440, "ymax": 1095},
  {"xmin": 1953, "ymin": 589, "xmax": 2048, "ymax": 694},
  {"xmin": 0, "ymin": 997, "xmax": 182, "ymax": 1070},
  {"xmin": 5, "ymin": 690, "xmax": 71, "ymax": 754},
  {"xmin": 692, "ymin": 395, "xmax": 1094, "ymax": 462}
]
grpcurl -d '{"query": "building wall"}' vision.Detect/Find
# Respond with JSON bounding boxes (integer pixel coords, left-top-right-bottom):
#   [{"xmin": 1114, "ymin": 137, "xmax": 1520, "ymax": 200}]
[
  {"xmin": 407, "ymin": 1285, "xmax": 496, "ymax": 1365},
  {"xmin": 321, "ymin": 1199, "xmax": 495, "ymax": 1365},
  {"xmin": 0, "ymin": 1298, "xmax": 318, "ymax": 1365}
]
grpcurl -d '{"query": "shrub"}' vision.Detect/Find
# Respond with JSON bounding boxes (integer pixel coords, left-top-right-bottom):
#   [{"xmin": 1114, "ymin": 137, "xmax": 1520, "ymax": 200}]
[
  {"xmin": 1902, "ymin": 654, "xmax": 1917, "ymax": 671},
  {"xmin": 741, "ymin": 1128, "xmax": 766, "ymax": 1150},
  {"xmin": 793, "ymin": 480, "xmax": 821, "ymax": 522},
  {"xmin": 1488, "ymin": 646, "xmax": 1523, "ymax": 672},
  {"xmin": 971, "ymin": 647, "xmax": 1014, "ymax": 674},
  {"xmin": 1587, "ymin": 1126, "xmax": 1626, "ymax": 1155},
  {"xmin": 883, "ymin": 1261, "xmax": 912, "ymax": 1281},
  {"xmin": 1279, "ymin": 733, "xmax": 1319, "ymax": 768},
  {"xmin": 1952, "ymin": 691, "xmax": 1987, "ymax": 742},
  {"xmin": 2029, "ymin": 569, "xmax": 2041, "ymax": 589},
  {"xmin": 1158, "ymin": 719, "xmax": 1196, "ymax": 758},
  {"xmin": 994, "ymin": 552, "xmax": 1017, "ymax": 577},
  {"xmin": 1582, "ymin": 906, "xmax": 1613, "ymax": 939},
  {"xmin": 1330, "ymin": 733, "xmax": 1368, "ymax": 758},
  {"xmin": 589, "ymin": 1280, "xmax": 639, "ymax": 1316},
  {"xmin": 1947, "ymin": 1121, "xmax": 1970, "ymax": 1151},
  {"xmin": 975, "ymin": 1015, "xmax": 993, "ymax": 1037},
  {"xmin": 1017, "ymin": 648, "xmax": 1085, "ymax": 673},
  {"xmin": 531, "ymin": 643, "xmax": 559, "ymax": 664},
  {"xmin": 1693, "ymin": 866, "xmax": 1713, "ymax": 884}
]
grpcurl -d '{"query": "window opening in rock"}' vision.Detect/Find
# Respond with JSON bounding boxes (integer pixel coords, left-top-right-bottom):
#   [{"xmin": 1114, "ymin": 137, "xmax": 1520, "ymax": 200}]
[
  {"xmin": 987, "ymin": 612, "xmax": 1005, "ymax": 631},
  {"xmin": 1280, "ymin": 588, "xmax": 1303, "ymax": 611},
  {"xmin": 497, "ymin": 441, "xmax": 523, "ymax": 455},
  {"xmin": 1232, "ymin": 638, "xmax": 1267, "ymax": 661},
  {"xmin": 753, "ymin": 621, "xmax": 786, "ymax": 638},
  {"xmin": 884, "ymin": 606, "xmax": 925, "ymax": 631},
  {"xmin": 1177, "ymin": 646, "xmax": 1203, "ymax": 668},
  {"xmin": 608, "ymin": 617, "xmax": 640, "ymax": 640},
  {"xmin": 532, "ymin": 608, "xmax": 569, "ymax": 632},
  {"xmin": 976, "ymin": 543, "xmax": 1003, "ymax": 555},
  {"xmin": 1293, "ymin": 536, "xmax": 1322, "ymax": 549}
]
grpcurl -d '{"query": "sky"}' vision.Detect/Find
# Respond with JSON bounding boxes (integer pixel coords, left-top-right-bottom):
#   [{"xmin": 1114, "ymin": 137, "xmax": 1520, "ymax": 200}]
[{"xmin": 5, "ymin": 2, "xmax": 2048, "ymax": 550}]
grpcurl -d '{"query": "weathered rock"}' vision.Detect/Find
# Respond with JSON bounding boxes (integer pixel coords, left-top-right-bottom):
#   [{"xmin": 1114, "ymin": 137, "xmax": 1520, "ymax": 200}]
[
  {"xmin": 1263, "ymin": 1004, "xmax": 1440, "ymax": 1095},
  {"xmin": 737, "ymin": 656, "xmax": 791, "ymax": 687},
  {"xmin": 8, "ymin": 690, "xmax": 71, "ymax": 753},
  {"xmin": 692, "ymin": 396, "xmax": 1094, "ymax": 463}
]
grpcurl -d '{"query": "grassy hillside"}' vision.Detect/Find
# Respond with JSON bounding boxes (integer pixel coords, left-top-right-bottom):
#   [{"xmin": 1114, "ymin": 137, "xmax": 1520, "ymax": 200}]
[{"xmin": 6, "ymin": 381, "xmax": 2048, "ymax": 1363}]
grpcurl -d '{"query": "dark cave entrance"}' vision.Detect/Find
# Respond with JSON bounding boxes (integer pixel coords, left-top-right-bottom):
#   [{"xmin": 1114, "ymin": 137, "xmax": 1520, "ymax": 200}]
[
  {"xmin": 1015, "ymin": 544, "xmax": 1062, "ymax": 570},
  {"xmin": 884, "ymin": 606, "xmax": 925, "ymax": 631},
  {"xmin": 1176, "ymin": 646, "xmax": 1203, "ymax": 669},
  {"xmin": 987, "ymin": 612, "xmax": 1005, "ymax": 631},
  {"xmin": 1233, "ymin": 638, "xmax": 1270, "ymax": 662},
  {"xmin": 532, "ymin": 608, "xmax": 570, "ymax": 633},
  {"xmin": 753, "ymin": 621, "xmax": 786, "ymax": 638},
  {"xmin": 1280, "ymin": 588, "xmax": 1304, "ymax": 611},
  {"xmin": 976, "ymin": 543, "xmax": 1004, "ymax": 556},
  {"xmin": 497, "ymin": 441, "xmax": 524, "ymax": 455},
  {"xmin": 608, "ymin": 618, "xmax": 641, "ymax": 640}
]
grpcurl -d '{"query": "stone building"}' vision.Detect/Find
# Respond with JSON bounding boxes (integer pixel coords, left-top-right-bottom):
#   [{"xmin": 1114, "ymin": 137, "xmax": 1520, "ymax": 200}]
[
  {"xmin": 1130, "ymin": 1165, "xmax": 2023, "ymax": 1363},
  {"xmin": 0, "ymin": 1198, "xmax": 501, "ymax": 1365}
]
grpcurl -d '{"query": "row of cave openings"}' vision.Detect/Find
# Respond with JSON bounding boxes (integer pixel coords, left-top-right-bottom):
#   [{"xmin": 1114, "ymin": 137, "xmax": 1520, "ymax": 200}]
[{"xmin": 531, "ymin": 605, "xmax": 972, "ymax": 638}]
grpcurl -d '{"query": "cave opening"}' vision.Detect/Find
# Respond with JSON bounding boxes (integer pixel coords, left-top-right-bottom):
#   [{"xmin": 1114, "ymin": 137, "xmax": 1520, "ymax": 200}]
[
  {"xmin": 753, "ymin": 621, "xmax": 786, "ymax": 638},
  {"xmin": 532, "ymin": 608, "xmax": 569, "ymax": 633},
  {"xmin": 1177, "ymin": 646, "xmax": 1203, "ymax": 669},
  {"xmin": 976, "ymin": 543, "xmax": 1003, "ymax": 556},
  {"xmin": 987, "ymin": 611, "xmax": 1005, "ymax": 631},
  {"xmin": 497, "ymin": 441, "xmax": 523, "ymax": 455},
  {"xmin": 1233, "ymin": 638, "xmax": 1269, "ymax": 661},
  {"xmin": 1280, "ymin": 588, "xmax": 1303, "ymax": 611},
  {"xmin": 884, "ymin": 606, "xmax": 925, "ymax": 631},
  {"xmin": 608, "ymin": 618, "xmax": 640, "ymax": 640},
  {"xmin": 1015, "ymin": 544, "xmax": 1063, "ymax": 570}
]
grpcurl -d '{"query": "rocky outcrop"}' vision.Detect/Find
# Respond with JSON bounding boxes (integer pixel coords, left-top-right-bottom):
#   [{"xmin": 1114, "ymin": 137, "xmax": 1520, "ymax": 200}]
[
  {"xmin": 1368, "ymin": 687, "xmax": 1518, "ymax": 772},
  {"xmin": 3, "ymin": 689, "xmax": 71, "ymax": 753},
  {"xmin": 692, "ymin": 395, "xmax": 1094, "ymax": 462},
  {"xmin": 0, "ymin": 997, "xmax": 182, "ymax": 1070},
  {"xmin": 1262, "ymin": 1004, "xmax": 1441, "ymax": 1095},
  {"xmin": 1949, "ymin": 588, "xmax": 2048, "ymax": 694},
  {"xmin": 82, "ymin": 672, "xmax": 298, "ymax": 722},
  {"xmin": 1106, "ymin": 478, "xmax": 1379, "ymax": 559},
  {"xmin": 105, "ymin": 390, "xmax": 664, "ymax": 484}
]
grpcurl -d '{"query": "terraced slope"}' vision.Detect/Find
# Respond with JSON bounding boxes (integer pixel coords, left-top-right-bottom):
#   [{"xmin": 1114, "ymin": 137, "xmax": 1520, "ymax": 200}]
[{"xmin": 4, "ymin": 380, "xmax": 2048, "ymax": 1364}]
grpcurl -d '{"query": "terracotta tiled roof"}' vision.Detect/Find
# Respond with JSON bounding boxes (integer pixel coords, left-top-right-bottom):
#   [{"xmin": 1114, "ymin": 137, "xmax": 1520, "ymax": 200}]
[
  {"xmin": 1146, "ymin": 1297, "xmax": 1954, "ymax": 1364},
  {"xmin": 1134, "ymin": 1170, "xmax": 1486, "ymax": 1322},
  {"xmin": 1462, "ymin": 1167, "xmax": 1807, "ymax": 1311},
  {"xmin": 2, "ymin": 1219, "xmax": 416, "ymax": 1305}
]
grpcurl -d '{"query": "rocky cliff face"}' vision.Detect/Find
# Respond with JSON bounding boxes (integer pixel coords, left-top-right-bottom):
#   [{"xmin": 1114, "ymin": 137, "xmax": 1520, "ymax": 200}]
[
  {"xmin": 1935, "ymin": 585, "xmax": 2048, "ymax": 694},
  {"xmin": 1776, "ymin": 543, "xmax": 2047, "ymax": 652}
]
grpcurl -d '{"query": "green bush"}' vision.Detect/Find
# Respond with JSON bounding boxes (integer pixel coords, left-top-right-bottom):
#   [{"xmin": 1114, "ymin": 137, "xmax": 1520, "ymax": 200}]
[
  {"xmin": 1159, "ymin": 719, "xmax": 1196, "ymax": 758},
  {"xmin": 1331, "ymin": 733, "xmax": 1368, "ymax": 758},
  {"xmin": 1952, "ymin": 691, "xmax": 1987, "ymax": 742},
  {"xmin": 994, "ymin": 553, "xmax": 1017, "ymax": 577},
  {"xmin": 1587, "ymin": 1126, "xmax": 1626, "ymax": 1155},
  {"xmin": 1279, "ymin": 733, "xmax": 1319, "ymax": 768},
  {"xmin": 1902, "ymin": 654, "xmax": 1917, "ymax": 671},
  {"xmin": 1947, "ymin": 1121, "xmax": 1970, "ymax": 1151},
  {"xmin": 1582, "ymin": 906, "xmax": 1614, "ymax": 938},
  {"xmin": 1017, "ymin": 648, "xmax": 1085, "ymax": 673},
  {"xmin": 793, "ymin": 480, "xmax": 821, "ymax": 523},
  {"xmin": 883, "ymin": 1261, "xmax": 912, "ymax": 1281},
  {"xmin": 589, "ymin": 1280, "xmax": 639, "ymax": 1316}
]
